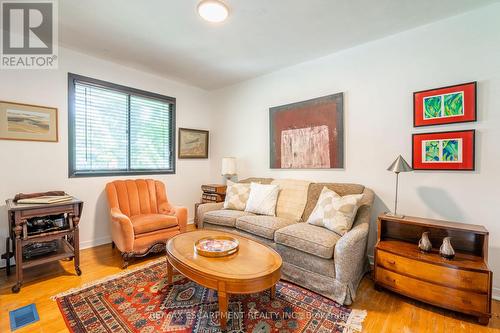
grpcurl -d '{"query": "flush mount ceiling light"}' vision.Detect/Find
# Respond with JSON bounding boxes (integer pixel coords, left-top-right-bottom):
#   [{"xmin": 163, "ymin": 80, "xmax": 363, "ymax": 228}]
[{"xmin": 197, "ymin": 0, "xmax": 229, "ymax": 23}]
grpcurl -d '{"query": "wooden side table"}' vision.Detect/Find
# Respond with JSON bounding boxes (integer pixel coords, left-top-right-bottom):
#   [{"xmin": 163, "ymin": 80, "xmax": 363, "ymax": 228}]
[
  {"xmin": 4, "ymin": 198, "xmax": 83, "ymax": 293},
  {"xmin": 374, "ymin": 213, "xmax": 492, "ymax": 324}
]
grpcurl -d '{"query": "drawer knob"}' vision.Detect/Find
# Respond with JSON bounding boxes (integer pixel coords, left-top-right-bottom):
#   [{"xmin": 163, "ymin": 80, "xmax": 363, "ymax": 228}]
[
  {"xmin": 386, "ymin": 260, "xmax": 396, "ymax": 265},
  {"xmin": 385, "ymin": 276, "xmax": 396, "ymax": 284}
]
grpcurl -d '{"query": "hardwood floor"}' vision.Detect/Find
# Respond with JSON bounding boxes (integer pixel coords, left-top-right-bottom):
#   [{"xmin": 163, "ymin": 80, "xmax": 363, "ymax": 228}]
[{"xmin": 1, "ymin": 234, "xmax": 499, "ymax": 332}]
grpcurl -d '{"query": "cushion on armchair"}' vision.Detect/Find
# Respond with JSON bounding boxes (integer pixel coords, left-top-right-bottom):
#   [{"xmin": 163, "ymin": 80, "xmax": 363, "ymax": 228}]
[{"xmin": 131, "ymin": 214, "xmax": 179, "ymax": 234}]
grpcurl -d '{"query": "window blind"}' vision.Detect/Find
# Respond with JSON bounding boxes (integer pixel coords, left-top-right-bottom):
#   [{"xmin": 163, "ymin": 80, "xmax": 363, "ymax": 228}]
[
  {"xmin": 130, "ymin": 96, "xmax": 172, "ymax": 170},
  {"xmin": 69, "ymin": 74, "xmax": 175, "ymax": 177}
]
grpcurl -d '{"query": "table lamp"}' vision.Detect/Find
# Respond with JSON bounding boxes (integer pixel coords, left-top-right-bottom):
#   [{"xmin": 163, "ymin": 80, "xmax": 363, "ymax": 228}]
[
  {"xmin": 221, "ymin": 157, "xmax": 237, "ymax": 183},
  {"xmin": 386, "ymin": 155, "xmax": 412, "ymax": 218}
]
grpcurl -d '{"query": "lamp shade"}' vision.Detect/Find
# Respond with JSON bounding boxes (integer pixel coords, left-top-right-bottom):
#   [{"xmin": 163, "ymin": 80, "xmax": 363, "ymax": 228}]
[
  {"xmin": 387, "ymin": 155, "xmax": 412, "ymax": 173},
  {"xmin": 221, "ymin": 157, "xmax": 237, "ymax": 176}
]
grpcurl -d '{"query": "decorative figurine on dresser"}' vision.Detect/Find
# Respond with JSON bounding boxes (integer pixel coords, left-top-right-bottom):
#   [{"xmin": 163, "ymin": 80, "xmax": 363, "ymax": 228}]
[
  {"xmin": 374, "ymin": 213, "xmax": 492, "ymax": 324},
  {"xmin": 2, "ymin": 191, "xmax": 83, "ymax": 293}
]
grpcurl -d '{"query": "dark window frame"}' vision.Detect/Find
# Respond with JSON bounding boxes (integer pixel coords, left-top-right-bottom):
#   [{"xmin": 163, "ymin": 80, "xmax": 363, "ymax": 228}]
[{"xmin": 68, "ymin": 73, "xmax": 176, "ymax": 178}]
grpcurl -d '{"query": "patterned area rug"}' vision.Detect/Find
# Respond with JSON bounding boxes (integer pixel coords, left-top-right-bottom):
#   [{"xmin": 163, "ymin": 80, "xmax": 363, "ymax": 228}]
[{"xmin": 53, "ymin": 259, "xmax": 366, "ymax": 333}]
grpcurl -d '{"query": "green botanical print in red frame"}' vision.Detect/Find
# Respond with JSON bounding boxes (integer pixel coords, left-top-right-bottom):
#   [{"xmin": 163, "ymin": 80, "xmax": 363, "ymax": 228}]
[
  {"xmin": 414, "ymin": 82, "xmax": 476, "ymax": 127},
  {"xmin": 413, "ymin": 130, "xmax": 475, "ymax": 170}
]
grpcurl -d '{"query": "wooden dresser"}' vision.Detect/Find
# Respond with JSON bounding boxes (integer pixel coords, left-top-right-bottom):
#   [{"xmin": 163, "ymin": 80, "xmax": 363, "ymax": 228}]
[{"xmin": 374, "ymin": 214, "xmax": 492, "ymax": 324}]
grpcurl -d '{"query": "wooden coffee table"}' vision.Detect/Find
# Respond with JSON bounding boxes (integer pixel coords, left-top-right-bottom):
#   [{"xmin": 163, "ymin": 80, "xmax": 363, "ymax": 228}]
[{"xmin": 166, "ymin": 230, "xmax": 282, "ymax": 330}]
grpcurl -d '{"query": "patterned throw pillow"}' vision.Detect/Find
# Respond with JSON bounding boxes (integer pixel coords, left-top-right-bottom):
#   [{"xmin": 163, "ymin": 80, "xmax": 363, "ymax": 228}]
[
  {"xmin": 307, "ymin": 186, "xmax": 364, "ymax": 236},
  {"xmin": 223, "ymin": 181, "xmax": 252, "ymax": 211},
  {"xmin": 245, "ymin": 183, "xmax": 280, "ymax": 216}
]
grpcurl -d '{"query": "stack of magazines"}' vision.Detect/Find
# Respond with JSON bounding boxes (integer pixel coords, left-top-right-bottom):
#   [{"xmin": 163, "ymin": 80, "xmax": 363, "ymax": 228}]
[{"xmin": 17, "ymin": 195, "xmax": 73, "ymax": 204}]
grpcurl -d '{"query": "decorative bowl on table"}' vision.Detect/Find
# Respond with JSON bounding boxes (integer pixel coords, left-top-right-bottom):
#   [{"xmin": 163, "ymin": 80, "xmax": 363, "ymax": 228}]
[{"xmin": 194, "ymin": 236, "xmax": 239, "ymax": 257}]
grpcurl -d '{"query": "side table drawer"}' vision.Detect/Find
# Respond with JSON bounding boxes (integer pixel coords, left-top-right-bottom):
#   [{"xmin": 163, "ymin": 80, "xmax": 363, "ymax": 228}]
[
  {"xmin": 375, "ymin": 267, "xmax": 489, "ymax": 314},
  {"xmin": 377, "ymin": 249, "xmax": 489, "ymax": 293}
]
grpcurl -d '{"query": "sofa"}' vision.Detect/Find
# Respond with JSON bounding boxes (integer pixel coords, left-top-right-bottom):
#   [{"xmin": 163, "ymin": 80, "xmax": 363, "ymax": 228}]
[{"xmin": 196, "ymin": 177, "xmax": 374, "ymax": 305}]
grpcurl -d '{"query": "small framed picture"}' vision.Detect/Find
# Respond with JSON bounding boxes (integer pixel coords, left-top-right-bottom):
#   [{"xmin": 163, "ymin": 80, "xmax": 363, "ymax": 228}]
[
  {"xmin": 412, "ymin": 130, "xmax": 475, "ymax": 171},
  {"xmin": 413, "ymin": 82, "xmax": 476, "ymax": 127},
  {"xmin": 178, "ymin": 128, "xmax": 209, "ymax": 159},
  {"xmin": 0, "ymin": 101, "xmax": 58, "ymax": 142}
]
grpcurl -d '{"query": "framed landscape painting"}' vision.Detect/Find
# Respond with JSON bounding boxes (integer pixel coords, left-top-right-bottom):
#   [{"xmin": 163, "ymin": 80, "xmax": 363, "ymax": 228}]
[
  {"xmin": 178, "ymin": 128, "xmax": 209, "ymax": 159},
  {"xmin": 0, "ymin": 101, "xmax": 58, "ymax": 142},
  {"xmin": 412, "ymin": 130, "xmax": 475, "ymax": 171},
  {"xmin": 270, "ymin": 93, "xmax": 344, "ymax": 169},
  {"xmin": 413, "ymin": 82, "xmax": 476, "ymax": 127}
]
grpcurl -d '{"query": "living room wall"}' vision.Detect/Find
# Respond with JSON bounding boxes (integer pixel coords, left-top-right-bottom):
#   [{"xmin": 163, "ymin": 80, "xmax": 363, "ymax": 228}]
[
  {"xmin": 0, "ymin": 47, "xmax": 212, "ymax": 263},
  {"xmin": 207, "ymin": 4, "xmax": 500, "ymax": 298}
]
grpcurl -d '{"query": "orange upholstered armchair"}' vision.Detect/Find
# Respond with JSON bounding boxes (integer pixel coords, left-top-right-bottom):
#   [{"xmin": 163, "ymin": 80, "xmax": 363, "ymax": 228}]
[{"xmin": 105, "ymin": 179, "xmax": 187, "ymax": 268}]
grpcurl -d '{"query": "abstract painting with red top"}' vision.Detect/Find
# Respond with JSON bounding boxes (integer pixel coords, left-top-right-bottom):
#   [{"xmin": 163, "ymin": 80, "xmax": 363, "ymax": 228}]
[{"xmin": 269, "ymin": 93, "xmax": 344, "ymax": 169}]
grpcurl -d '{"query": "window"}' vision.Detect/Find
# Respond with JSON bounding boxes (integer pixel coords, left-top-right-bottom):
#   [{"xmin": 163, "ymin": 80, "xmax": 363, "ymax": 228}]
[{"xmin": 68, "ymin": 73, "xmax": 175, "ymax": 177}]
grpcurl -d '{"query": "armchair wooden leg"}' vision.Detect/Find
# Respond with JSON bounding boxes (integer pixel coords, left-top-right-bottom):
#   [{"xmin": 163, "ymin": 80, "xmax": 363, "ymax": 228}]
[
  {"xmin": 121, "ymin": 252, "xmax": 133, "ymax": 269},
  {"xmin": 111, "ymin": 241, "xmax": 115, "ymax": 249}
]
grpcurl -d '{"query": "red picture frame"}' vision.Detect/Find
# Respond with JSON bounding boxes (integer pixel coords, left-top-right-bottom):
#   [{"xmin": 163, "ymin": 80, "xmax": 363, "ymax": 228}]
[
  {"xmin": 413, "ymin": 82, "xmax": 476, "ymax": 127},
  {"xmin": 412, "ymin": 130, "xmax": 475, "ymax": 171}
]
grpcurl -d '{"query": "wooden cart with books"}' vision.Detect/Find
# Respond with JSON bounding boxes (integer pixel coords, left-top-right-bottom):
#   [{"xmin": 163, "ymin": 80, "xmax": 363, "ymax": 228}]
[{"xmin": 3, "ymin": 196, "xmax": 83, "ymax": 293}]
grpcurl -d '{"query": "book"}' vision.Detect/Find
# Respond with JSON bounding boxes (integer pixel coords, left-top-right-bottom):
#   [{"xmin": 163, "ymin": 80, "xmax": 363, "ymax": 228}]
[
  {"xmin": 201, "ymin": 184, "xmax": 226, "ymax": 195},
  {"xmin": 17, "ymin": 195, "xmax": 73, "ymax": 204},
  {"xmin": 202, "ymin": 193, "xmax": 225, "ymax": 202}
]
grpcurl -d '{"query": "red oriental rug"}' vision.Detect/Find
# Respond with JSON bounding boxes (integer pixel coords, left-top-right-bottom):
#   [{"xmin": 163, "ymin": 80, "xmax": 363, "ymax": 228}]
[{"xmin": 53, "ymin": 259, "xmax": 366, "ymax": 333}]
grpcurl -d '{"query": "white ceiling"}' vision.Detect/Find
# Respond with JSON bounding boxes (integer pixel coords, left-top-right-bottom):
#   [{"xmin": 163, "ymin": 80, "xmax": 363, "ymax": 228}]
[{"xmin": 59, "ymin": 0, "xmax": 496, "ymax": 90}]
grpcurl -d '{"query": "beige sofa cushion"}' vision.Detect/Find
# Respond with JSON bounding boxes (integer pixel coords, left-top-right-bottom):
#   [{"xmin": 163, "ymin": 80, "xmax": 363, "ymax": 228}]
[
  {"xmin": 204, "ymin": 209, "xmax": 255, "ymax": 227},
  {"xmin": 271, "ymin": 179, "xmax": 311, "ymax": 222},
  {"xmin": 275, "ymin": 223, "xmax": 340, "ymax": 259},
  {"xmin": 239, "ymin": 177, "xmax": 274, "ymax": 184},
  {"xmin": 307, "ymin": 187, "xmax": 364, "ymax": 236},
  {"xmin": 302, "ymin": 183, "xmax": 365, "ymax": 221},
  {"xmin": 223, "ymin": 181, "xmax": 251, "ymax": 211},
  {"xmin": 245, "ymin": 183, "xmax": 280, "ymax": 216},
  {"xmin": 236, "ymin": 215, "xmax": 296, "ymax": 240}
]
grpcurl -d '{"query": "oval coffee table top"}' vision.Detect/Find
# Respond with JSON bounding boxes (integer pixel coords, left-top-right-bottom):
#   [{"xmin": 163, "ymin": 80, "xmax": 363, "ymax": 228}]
[{"xmin": 166, "ymin": 230, "xmax": 282, "ymax": 280}]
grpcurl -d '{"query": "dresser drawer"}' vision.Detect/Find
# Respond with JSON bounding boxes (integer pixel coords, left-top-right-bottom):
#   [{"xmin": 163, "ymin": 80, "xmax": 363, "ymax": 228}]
[
  {"xmin": 375, "ymin": 267, "xmax": 489, "ymax": 314},
  {"xmin": 377, "ymin": 249, "xmax": 489, "ymax": 293}
]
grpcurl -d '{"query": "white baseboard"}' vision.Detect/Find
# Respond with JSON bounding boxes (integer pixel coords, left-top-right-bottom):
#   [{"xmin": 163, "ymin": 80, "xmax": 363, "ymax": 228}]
[
  {"xmin": 80, "ymin": 236, "xmax": 112, "ymax": 250},
  {"xmin": 368, "ymin": 254, "xmax": 374, "ymax": 266},
  {"xmin": 493, "ymin": 287, "xmax": 500, "ymax": 301}
]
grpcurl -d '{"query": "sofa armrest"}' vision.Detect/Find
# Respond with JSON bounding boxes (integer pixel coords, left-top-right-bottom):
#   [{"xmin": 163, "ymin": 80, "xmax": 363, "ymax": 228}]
[
  {"xmin": 334, "ymin": 187, "xmax": 374, "ymax": 283},
  {"xmin": 196, "ymin": 202, "xmax": 224, "ymax": 228},
  {"xmin": 172, "ymin": 206, "xmax": 188, "ymax": 233},
  {"xmin": 358, "ymin": 187, "xmax": 374, "ymax": 214},
  {"xmin": 110, "ymin": 208, "xmax": 134, "ymax": 252},
  {"xmin": 334, "ymin": 222, "xmax": 369, "ymax": 284}
]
